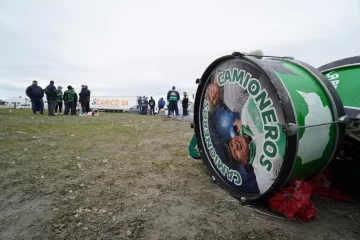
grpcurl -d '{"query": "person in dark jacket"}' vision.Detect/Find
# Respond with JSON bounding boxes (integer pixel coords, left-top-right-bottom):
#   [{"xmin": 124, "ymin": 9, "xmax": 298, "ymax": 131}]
[
  {"xmin": 148, "ymin": 96, "xmax": 155, "ymax": 115},
  {"xmin": 79, "ymin": 84, "xmax": 91, "ymax": 114},
  {"xmin": 44, "ymin": 80, "xmax": 57, "ymax": 116},
  {"xmin": 167, "ymin": 86, "xmax": 180, "ymax": 117},
  {"xmin": 141, "ymin": 96, "xmax": 148, "ymax": 115},
  {"xmin": 55, "ymin": 86, "xmax": 63, "ymax": 113},
  {"xmin": 145, "ymin": 97, "xmax": 149, "ymax": 114},
  {"xmin": 142, "ymin": 96, "xmax": 147, "ymax": 115},
  {"xmin": 63, "ymin": 85, "xmax": 78, "ymax": 115},
  {"xmin": 25, "ymin": 80, "xmax": 44, "ymax": 115},
  {"xmin": 85, "ymin": 85, "xmax": 91, "ymax": 112},
  {"xmin": 137, "ymin": 97, "xmax": 142, "ymax": 114},
  {"xmin": 182, "ymin": 92, "xmax": 189, "ymax": 116}
]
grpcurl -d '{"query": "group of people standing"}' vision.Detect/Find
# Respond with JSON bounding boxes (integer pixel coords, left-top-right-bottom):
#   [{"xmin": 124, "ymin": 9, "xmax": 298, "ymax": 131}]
[
  {"xmin": 138, "ymin": 96, "xmax": 159, "ymax": 115},
  {"xmin": 25, "ymin": 81, "xmax": 190, "ymax": 117},
  {"xmin": 25, "ymin": 80, "xmax": 91, "ymax": 116},
  {"xmin": 136, "ymin": 86, "xmax": 189, "ymax": 117}
]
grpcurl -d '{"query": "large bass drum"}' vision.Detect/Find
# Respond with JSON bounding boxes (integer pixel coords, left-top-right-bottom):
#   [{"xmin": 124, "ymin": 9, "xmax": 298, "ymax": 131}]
[{"xmin": 194, "ymin": 53, "xmax": 346, "ymax": 201}]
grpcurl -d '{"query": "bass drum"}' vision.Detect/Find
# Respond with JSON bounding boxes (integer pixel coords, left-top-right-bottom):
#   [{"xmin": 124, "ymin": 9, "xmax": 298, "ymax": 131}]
[
  {"xmin": 318, "ymin": 56, "xmax": 360, "ymax": 119},
  {"xmin": 194, "ymin": 53, "xmax": 345, "ymax": 202}
]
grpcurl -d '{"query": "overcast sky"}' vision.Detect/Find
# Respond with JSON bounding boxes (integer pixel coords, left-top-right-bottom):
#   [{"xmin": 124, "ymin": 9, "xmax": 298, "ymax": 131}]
[{"xmin": 1, "ymin": 0, "xmax": 359, "ymax": 100}]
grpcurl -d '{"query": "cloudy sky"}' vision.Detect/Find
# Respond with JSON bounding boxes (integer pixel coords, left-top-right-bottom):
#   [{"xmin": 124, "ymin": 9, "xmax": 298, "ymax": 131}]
[{"xmin": 0, "ymin": 0, "xmax": 359, "ymax": 100}]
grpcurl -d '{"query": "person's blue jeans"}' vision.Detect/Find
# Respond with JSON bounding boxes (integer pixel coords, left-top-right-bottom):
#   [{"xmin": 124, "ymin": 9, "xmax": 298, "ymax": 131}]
[
  {"xmin": 31, "ymin": 98, "xmax": 44, "ymax": 114},
  {"xmin": 168, "ymin": 101, "xmax": 178, "ymax": 116},
  {"xmin": 64, "ymin": 102, "xmax": 76, "ymax": 115},
  {"xmin": 142, "ymin": 105, "xmax": 147, "ymax": 115},
  {"xmin": 48, "ymin": 100, "xmax": 56, "ymax": 115}
]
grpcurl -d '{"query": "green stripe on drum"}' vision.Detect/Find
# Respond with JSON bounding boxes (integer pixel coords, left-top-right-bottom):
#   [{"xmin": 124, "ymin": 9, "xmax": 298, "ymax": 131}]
[{"xmin": 268, "ymin": 61, "xmax": 336, "ymax": 178}]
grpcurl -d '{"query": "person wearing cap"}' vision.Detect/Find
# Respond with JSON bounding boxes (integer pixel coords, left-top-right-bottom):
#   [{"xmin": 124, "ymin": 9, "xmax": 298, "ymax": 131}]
[
  {"xmin": 44, "ymin": 80, "xmax": 57, "ymax": 116},
  {"xmin": 167, "ymin": 86, "xmax": 180, "ymax": 117},
  {"xmin": 225, "ymin": 97, "xmax": 283, "ymax": 194},
  {"xmin": 55, "ymin": 86, "xmax": 63, "ymax": 113},
  {"xmin": 79, "ymin": 84, "xmax": 90, "ymax": 115},
  {"xmin": 63, "ymin": 85, "xmax": 78, "ymax": 115},
  {"xmin": 25, "ymin": 80, "xmax": 44, "ymax": 115},
  {"xmin": 182, "ymin": 92, "xmax": 189, "ymax": 116},
  {"xmin": 148, "ymin": 96, "xmax": 155, "ymax": 115}
]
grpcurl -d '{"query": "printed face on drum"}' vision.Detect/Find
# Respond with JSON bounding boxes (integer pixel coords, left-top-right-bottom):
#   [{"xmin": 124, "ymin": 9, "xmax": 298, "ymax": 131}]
[{"xmin": 226, "ymin": 135, "xmax": 251, "ymax": 167}]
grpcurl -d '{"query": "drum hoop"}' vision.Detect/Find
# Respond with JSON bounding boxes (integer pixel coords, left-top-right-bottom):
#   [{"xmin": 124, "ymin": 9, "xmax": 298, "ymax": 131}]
[
  {"xmin": 320, "ymin": 63, "xmax": 360, "ymax": 73},
  {"xmin": 194, "ymin": 55, "xmax": 250, "ymax": 198},
  {"xmin": 318, "ymin": 56, "xmax": 360, "ymax": 72},
  {"xmin": 194, "ymin": 55, "xmax": 298, "ymax": 201},
  {"xmin": 282, "ymin": 59, "xmax": 345, "ymax": 177}
]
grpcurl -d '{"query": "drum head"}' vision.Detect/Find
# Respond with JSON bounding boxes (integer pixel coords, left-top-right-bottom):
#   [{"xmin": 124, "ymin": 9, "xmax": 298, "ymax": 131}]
[{"xmin": 194, "ymin": 55, "xmax": 297, "ymax": 201}]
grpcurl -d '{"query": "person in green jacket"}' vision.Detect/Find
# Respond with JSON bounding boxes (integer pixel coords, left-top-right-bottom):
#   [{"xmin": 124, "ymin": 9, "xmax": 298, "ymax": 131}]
[
  {"xmin": 63, "ymin": 85, "xmax": 78, "ymax": 115},
  {"xmin": 55, "ymin": 86, "xmax": 63, "ymax": 113}
]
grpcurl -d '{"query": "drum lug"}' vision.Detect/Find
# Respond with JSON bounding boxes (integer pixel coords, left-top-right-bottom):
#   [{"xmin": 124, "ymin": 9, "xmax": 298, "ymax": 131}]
[
  {"xmin": 211, "ymin": 175, "xmax": 217, "ymax": 183},
  {"xmin": 339, "ymin": 115, "xmax": 351, "ymax": 125},
  {"xmin": 195, "ymin": 78, "xmax": 201, "ymax": 84},
  {"xmin": 232, "ymin": 52, "xmax": 246, "ymax": 58},
  {"xmin": 282, "ymin": 123, "xmax": 300, "ymax": 136}
]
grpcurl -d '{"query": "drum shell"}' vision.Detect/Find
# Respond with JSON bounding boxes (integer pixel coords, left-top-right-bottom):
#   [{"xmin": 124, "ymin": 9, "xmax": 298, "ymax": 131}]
[
  {"xmin": 194, "ymin": 55, "xmax": 345, "ymax": 201},
  {"xmin": 265, "ymin": 58, "xmax": 344, "ymax": 178}
]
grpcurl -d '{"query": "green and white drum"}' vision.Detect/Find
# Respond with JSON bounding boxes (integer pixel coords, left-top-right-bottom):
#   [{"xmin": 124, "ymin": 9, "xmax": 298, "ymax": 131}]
[
  {"xmin": 194, "ymin": 53, "xmax": 346, "ymax": 201},
  {"xmin": 318, "ymin": 56, "xmax": 360, "ymax": 119}
]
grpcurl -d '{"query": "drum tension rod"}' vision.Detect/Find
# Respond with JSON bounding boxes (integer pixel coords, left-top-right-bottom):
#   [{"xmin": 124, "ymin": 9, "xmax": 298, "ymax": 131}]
[
  {"xmin": 283, "ymin": 115, "xmax": 350, "ymax": 136},
  {"xmin": 248, "ymin": 55, "xmax": 295, "ymax": 60},
  {"xmin": 231, "ymin": 51, "xmax": 294, "ymax": 60}
]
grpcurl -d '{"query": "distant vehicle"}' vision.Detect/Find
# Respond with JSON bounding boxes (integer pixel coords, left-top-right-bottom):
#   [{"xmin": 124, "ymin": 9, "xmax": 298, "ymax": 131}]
[
  {"xmin": 125, "ymin": 105, "xmax": 140, "ymax": 114},
  {"xmin": 16, "ymin": 104, "xmax": 31, "ymax": 109},
  {"xmin": 124, "ymin": 105, "xmax": 156, "ymax": 115},
  {"xmin": 90, "ymin": 96, "xmax": 139, "ymax": 112}
]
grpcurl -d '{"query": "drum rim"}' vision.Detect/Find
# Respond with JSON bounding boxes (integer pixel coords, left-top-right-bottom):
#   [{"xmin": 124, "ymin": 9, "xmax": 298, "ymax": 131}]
[
  {"xmin": 194, "ymin": 54, "xmax": 298, "ymax": 202},
  {"xmin": 320, "ymin": 63, "xmax": 360, "ymax": 73},
  {"xmin": 283, "ymin": 59, "xmax": 346, "ymax": 177},
  {"xmin": 318, "ymin": 56, "xmax": 360, "ymax": 72}
]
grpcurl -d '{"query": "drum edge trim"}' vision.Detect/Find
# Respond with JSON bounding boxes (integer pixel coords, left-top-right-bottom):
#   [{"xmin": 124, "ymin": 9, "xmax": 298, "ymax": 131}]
[{"xmin": 320, "ymin": 63, "xmax": 360, "ymax": 73}]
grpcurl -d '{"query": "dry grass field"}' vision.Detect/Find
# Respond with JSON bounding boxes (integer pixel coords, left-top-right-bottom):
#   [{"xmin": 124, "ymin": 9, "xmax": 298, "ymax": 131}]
[{"xmin": 0, "ymin": 109, "xmax": 359, "ymax": 240}]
